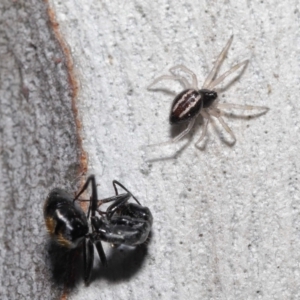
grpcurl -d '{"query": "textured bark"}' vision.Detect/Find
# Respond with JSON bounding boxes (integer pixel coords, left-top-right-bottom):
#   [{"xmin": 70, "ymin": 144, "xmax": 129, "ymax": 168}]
[
  {"xmin": 0, "ymin": 1, "xmax": 82, "ymax": 299},
  {"xmin": 3, "ymin": 0, "xmax": 300, "ymax": 299},
  {"xmin": 49, "ymin": 1, "xmax": 300, "ymax": 299}
]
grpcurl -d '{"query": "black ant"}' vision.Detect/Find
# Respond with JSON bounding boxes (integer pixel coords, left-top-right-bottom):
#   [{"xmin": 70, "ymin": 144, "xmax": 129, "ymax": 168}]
[{"xmin": 44, "ymin": 175, "xmax": 153, "ymax": 285}]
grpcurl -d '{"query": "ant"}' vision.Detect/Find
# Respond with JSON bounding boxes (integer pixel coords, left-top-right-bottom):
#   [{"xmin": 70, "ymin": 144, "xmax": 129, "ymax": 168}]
[
  {"xmin": 148, "ymin": 36, "xmax": 268, "ymax": 147},
  {"xmin": 44, "ymin": 175, "xmax": 153, "ymax": 285}
]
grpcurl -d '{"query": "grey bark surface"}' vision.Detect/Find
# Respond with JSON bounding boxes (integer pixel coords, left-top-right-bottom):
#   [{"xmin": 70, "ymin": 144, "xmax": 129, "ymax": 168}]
[
  {"xmin": 0, "ymin": 1, "xmax": 81, "ymax": 299},
  {"xmin": 2, "ymin": 0, "xmax": 300, "ymax": 300},
  {"xmin": 49, "ymin": 1, "xmax": 300, "ymax": 299}
]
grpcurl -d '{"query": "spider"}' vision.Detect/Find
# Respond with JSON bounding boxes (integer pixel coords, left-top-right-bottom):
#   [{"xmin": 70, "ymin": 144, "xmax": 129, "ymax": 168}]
[
  {"xmin": 147, "ymin": 35, "xmax": 268, "ymax": 147},
  {"xmin": 44, "ymin": 175, "xmax": 153, "ymax": 285}
]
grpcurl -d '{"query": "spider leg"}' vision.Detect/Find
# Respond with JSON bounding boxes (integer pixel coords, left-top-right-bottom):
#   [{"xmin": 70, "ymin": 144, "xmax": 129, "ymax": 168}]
[
  {"xmin": 217, "ymin": 103, "xmax": 269, "ymax": 111},
  {"xmin": 84, "ymin": 238, "xmax": 94, "ymax": 286},
  {"xmin": 148, "ymin": 75, "xmax": 190, "ymax": 90},
  {"xmin": 208, "ymin": 60, "xmax": 249, "ymax": 89},
  {"xmin": 217, "ymin": 115, "xmax": 236, "ymax": 143},
  {"xmin": 209, "ymin": 108, "xmax": 236, "ymax": 143},
  {"xmin": 147, "ymin": 117, "xmax": 196, "ymax": 147},
  {"xmin": 203, "ymin": 35, "xmax": 234, "ymax": 88},
  {"xmin": 195, "ymin": 110, "xmax": 210, "ymax": 146},
  {"xmin": 169, "ymin": 64, "xmax": 198, "ymax": 89}
]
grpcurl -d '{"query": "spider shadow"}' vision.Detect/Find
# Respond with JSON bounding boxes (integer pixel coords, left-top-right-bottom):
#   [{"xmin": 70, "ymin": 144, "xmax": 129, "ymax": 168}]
[
  {"xmin": 144, "ymin": 123, "xmax": 193, "ymax": 163},
  {"xmin": 90, "ymin": 231, "xmax": 153, "ymax": 283}
]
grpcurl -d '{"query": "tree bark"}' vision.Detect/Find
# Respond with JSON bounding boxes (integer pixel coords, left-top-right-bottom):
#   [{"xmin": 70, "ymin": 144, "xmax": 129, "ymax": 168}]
[{"xmin": 0, "ymin": 1, "xmax": 83, "ymax": 299}]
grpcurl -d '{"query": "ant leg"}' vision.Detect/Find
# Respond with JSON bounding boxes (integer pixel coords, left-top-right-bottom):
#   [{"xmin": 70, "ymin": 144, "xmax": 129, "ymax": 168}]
[
  {"xmin": 169, "ymin": 64, "xmax": 198, "ymax": 89},
  {"xmin": 203, "ymin": 35, "xmax": 234, "ymax": 88},
  {"xmin": 147, "ymin": 75, "xmax": 190, "ymax": 90},
  {"xmin": 217, "ymin": 103, "xmax": 269, "ymax": 111},
  {"xmin": 147, "ymin": 117, "xmax": 196, "ymax": 147},
  {"xmin": 84, "ymin": 238, "xmax": 94, "ymax": 286},
  {"xmin": 74, "ymin": 175, "xmax": 98, "ymax": 219},
  {"xmin": 195, "ymin": 111, "xmax": 210, "ymax": 146},
  {"xmin": 98, "ymin": 181, "xmax": 142, "ymax": 220},
  {"xmin": 74, "ymin": 175, "xmax": 95, "ymax": 201},
  {"xmin": 94, "ymin": 240, "xmax": 107, "ymax": 266},
  {"xmin": 106, "ymin": 194, "xmax": 131, "ymax": 220},
  {"xmin": 97, "ymin": 194, "xmax": 128, "ymax": 205},
  {"xmin": 208, "ymin": 60, "xmax": 249, "ymax": 89},
  {"xmin": 113, "ymin": 180, "xmax": 141, "ymax": 205},
  {"xmin": 83, "ymin": 239, "xmax": 87, "ymax": 281}
]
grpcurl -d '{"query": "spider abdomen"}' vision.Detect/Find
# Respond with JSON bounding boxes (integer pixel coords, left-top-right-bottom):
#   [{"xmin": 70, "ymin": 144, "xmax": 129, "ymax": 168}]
[{"xmin": 170, "ymin": 89, "xmax": 202, "ymax": 124}]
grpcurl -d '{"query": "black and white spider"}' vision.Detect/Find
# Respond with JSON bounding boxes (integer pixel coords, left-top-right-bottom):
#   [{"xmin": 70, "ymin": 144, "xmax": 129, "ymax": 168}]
[{"xmin": 148, "ymin": 36, "xmax": 268, "ymax": 146}]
